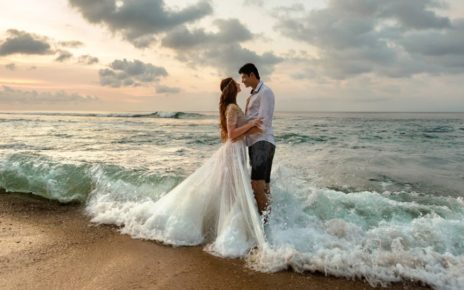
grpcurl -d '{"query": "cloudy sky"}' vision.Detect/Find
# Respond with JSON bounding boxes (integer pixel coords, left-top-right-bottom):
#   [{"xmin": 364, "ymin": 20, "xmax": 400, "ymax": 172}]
[{"xmin": 1, "ymin": 0, "xmax": 463, "ymax": 112}]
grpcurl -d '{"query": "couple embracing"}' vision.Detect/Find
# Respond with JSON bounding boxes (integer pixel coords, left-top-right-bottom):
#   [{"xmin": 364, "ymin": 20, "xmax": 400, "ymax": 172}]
[{"xmin": 146, "ymin": 63, "xmax": 275, "ymax": 258}]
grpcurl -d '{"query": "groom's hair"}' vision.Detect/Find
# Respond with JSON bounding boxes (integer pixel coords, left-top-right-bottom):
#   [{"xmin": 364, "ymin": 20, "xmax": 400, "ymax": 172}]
[{"xmin": 238, "ymin": 63, "xmax": 260, "ymax": 80}]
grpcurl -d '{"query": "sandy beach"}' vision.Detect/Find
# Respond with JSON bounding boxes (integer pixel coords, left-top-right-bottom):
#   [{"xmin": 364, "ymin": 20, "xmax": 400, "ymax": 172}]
[{"xmin": 0, "ymin": 189, "xmax": 429, "ymax": 290}]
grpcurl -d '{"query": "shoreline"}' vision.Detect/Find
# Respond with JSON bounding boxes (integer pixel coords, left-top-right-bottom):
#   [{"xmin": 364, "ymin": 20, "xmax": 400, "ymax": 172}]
[{"xmin": 0, "ymin": 190, "xmax": 429, "ymax": 290}]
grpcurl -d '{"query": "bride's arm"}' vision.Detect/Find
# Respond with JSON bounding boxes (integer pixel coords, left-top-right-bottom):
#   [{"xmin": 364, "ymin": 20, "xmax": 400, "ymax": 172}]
[
  {"xmin": 245, "ymin": 126, "xmax": 263, "ymax": 135},
  {"xmin": 228, "ymin": 118, "xmax": 262, "ymax": 140},
  {"xmin": 226, "ymin": 105, "xmax": 262, "ymax": 140}
]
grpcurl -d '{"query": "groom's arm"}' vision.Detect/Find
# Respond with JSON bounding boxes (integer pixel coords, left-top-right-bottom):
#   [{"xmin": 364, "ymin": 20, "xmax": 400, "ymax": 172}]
[{"xmin": 258, "ymin": 88, "xmax": 275, "ymax": 133}]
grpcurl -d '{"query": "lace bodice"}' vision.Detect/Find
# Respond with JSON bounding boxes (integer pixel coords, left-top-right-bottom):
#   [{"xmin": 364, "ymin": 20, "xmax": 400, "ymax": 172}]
[{"xmin": 225, "ymin": 104, "xmax": 247, "ymax": 141}]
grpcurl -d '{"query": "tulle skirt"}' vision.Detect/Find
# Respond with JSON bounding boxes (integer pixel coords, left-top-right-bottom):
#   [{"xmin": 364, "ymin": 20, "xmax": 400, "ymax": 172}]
[{"xmin": 143, "ymin": 139, "xmax": 266, "ymax": 257}]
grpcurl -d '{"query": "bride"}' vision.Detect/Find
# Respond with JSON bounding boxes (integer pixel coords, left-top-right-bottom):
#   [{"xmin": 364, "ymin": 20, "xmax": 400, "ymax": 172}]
[{"xmin": 143, "ymin": 77, "xmax": 267, "ymax": 257}]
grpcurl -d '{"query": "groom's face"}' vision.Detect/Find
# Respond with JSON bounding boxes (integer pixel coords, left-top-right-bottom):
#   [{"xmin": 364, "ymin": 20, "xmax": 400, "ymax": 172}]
[{"xmin": 241, "ymin": 73, "xmax": 252, "ymax": 88}]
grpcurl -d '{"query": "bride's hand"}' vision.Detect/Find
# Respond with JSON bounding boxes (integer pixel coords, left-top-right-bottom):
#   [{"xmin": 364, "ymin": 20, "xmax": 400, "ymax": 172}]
[
  {"xmin": 249, "ymin": 117, "xmax": 263, "ymax": 128},
  {"xmin": 245, "ymin": 118, "xmax": 263, "ymax": 136}
]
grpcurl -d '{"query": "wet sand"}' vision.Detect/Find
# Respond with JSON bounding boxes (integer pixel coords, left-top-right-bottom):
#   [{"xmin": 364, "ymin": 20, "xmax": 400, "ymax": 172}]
[{"xmin": 0, "ymin": 189, "xmax": 429, "ymax": 290}]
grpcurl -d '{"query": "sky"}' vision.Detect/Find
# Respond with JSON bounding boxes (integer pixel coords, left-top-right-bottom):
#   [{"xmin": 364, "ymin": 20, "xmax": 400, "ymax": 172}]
[{"xmin": 0, "ymin": 0, "xmax": 463, "ymax": 112}]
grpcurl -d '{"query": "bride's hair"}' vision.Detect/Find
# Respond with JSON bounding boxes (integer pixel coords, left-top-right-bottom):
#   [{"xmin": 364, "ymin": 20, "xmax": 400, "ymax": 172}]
[{"xmin": 219, "ymin": 77, "xmax": 238, "ymax": 142}]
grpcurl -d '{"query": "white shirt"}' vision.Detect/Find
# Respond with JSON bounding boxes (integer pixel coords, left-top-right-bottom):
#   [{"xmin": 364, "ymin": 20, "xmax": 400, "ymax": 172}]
[{"xmin": 245, "ymin": 81, "xmax": 276, "ymax": 146}]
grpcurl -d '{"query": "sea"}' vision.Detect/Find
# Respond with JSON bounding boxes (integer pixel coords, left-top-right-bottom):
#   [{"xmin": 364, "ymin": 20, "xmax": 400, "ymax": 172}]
[{"xmin": 1, "ymin": 111, "xmax": 463, "ymax": 289}]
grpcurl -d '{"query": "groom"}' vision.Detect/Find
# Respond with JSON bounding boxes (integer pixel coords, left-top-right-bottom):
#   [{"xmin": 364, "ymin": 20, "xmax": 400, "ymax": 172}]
[{"xmin": 239, "ymin": 63, "xmax": 276, "ymax": 216}]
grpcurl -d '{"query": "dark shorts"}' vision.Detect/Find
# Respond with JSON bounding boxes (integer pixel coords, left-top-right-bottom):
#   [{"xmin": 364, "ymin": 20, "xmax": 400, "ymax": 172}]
[{"xmin": 248, "ymin": 141, "xmax": 275, "ymax": 183}]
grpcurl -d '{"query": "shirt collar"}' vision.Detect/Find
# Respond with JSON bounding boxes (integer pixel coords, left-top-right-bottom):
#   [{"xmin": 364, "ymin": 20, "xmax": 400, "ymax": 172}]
[{"xmin": 251, "ymin": 81, "xmax": 263, "ymax": 95}]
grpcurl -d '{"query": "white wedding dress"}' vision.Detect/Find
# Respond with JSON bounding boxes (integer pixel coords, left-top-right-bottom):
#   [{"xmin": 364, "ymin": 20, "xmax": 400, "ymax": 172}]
[{"xmin": 144, "ymin": 104, "xmax": 266, "ymax": 257}]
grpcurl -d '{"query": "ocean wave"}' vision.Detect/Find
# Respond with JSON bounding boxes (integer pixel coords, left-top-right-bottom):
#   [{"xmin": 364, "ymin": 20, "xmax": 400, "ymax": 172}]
[
  {"xmin": 82, "ymin": 164, "xmax": 464, "ymax": 289},
  {"xmin": 423, "ymin": 126, "xmax": 455, "ymax": 133},
  {"xmin": 186, "ymin": 134, "xmax": 220, "ymax": 145},
  {"xmin": 423, "ymin": 133, "xmax": 440, "ymax": 139},
  {"xmin": 276, "ymin": 133, "xmax": 329, "ymax": 144},
  {"xmin": 1, "ymin": 153, "xmax": 463, "ymax": 289},
  {"xmin": 0, "ymin": 153, "xmax": 92, "ymax": 202},
  {"xmin": 250, "ymin": 167, "xmax": 464, "ymax": 289},
  {"xmin": 0, "ymin": 111, "xmax": 206, "ymax": 119},
  {"xmin": 0, "ymin": 143, "xmax": 35, "ymax": 150},
  {"xmin": 0, "ymin": 153, "xmax": 181, "ymax": 203}
]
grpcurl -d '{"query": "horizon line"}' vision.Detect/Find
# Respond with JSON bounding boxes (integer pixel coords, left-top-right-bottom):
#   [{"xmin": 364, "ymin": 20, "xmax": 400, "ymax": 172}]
[{"xmin": 0, "ymin": 110, "xmax": 463, "ymax": 114}]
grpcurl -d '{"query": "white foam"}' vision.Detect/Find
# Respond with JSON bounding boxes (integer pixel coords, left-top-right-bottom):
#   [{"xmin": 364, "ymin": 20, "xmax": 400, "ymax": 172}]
[{"xmin": 83, "ymin": 164, "xmax": 464, "ymax": 289}]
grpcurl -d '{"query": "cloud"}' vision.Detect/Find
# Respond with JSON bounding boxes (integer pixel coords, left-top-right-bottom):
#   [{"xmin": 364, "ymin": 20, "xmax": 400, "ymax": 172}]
[
  {"xmin": 162, "ymin": 19, "xmax": 253, "ymax": 48},
  {"xmin": 0, "ymin": 86, "xmax": 99, "ymax": 104},
  {"xmin": 376, "ymin": 0, "xmax": 450, "ymax": 29},
  {"xmin": 272, "ymin": 3, "xmax": 305, "ymax": 14},
  {"xmin": 162, "ymin": 19, "xmax": 282, "ymax": 76},
  {"xmin": 5, "ymin": 63, "xmax": 16, "ymax": 71},
  {"xmin": 69, "ymin": 1, "xmax": 281, "ymax": 75},
  {"xmin": 0, "ymin": 29, "xmax": 51, "ymax": 56},
  {"xmin": 68, "ymin": 0, "xmax": 213, "ymax": 47},
  {"xmin": 78, "ymin": 54, "xmax": 99, "ymax": 65},
  {"xmin": 99, "ymin": 58, "xmax": 168, "ymax": 87},
  {"xmin": 201, "ymin": 44, "xmax": 282, "ymax": 77},
  {"xmin": 275, "ymin": 0, "xmax": 464, "ymax": 79},
  {"xmin": 0, "ymin": 30, "xmax": 93, "ymax": 64},
  {"xmin": 400, "ymin": 21, "xmax": 464, "ymax": 57},
  {"xmin": 55, "ymin": 50, "xmax": 73, "ymax": 62},
  {"xmin": 243, "ymin": 0, "xmax": 264, "ymax": 7},
  {"xmin": 155, "ymin": 85, "xmax": 181, "ymax": 94},
  {"xmin": 58, "ymin": 40, "xmax": 84, "ymax": 48}
]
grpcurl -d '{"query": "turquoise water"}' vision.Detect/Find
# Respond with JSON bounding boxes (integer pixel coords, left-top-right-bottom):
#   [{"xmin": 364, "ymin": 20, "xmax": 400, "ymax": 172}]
[{"xmin": 1, "ymin": 111, "xmax": 463, "ymax": 289}]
